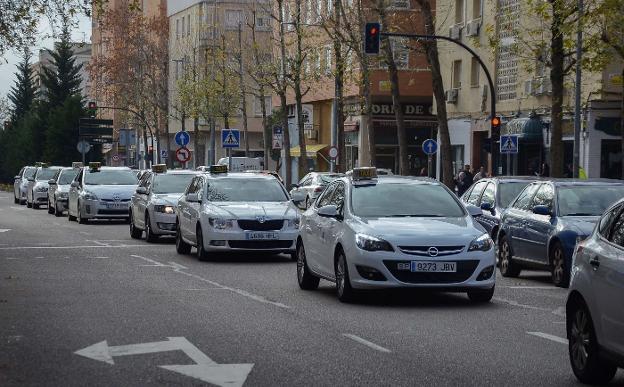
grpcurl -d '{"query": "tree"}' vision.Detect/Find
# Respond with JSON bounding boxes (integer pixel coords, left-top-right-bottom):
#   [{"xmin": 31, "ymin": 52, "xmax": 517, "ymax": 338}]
[
  {"xmin": 40, "ymin": 27, "xmax": 83, "ymax": 108},
  {"xmin": 43, "ymin": 94, "xmax": 84, "ymax": 164},
  {"xmin": 8, "ymin": 49, "xmax": 37, "ymax": 122},
  {"xmin": 0, "ymin": 96, "xmax": 11, "ymax": 124}
]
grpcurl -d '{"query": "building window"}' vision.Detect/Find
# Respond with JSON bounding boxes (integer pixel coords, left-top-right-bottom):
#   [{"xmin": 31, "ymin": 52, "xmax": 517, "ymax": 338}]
[
  {"xmin": 255, "ymin": 14, "xmax": 271, "ymax": 30},
  {"xmin": 472, "ymin": 0, "xmax": 481, "ymax": 19},
  {"xmin": 254, "ymin": 96, "xmax": 272, "ymax": 116},
  {"xmin": 186, "ymin": 15, "xmax": 191, "ymax": 35},
  {"xmin": 470, "ymin": 57, "xmax": 479, "ymax": 87},
  {"xmin": 455, "ymin": 0, "xmax": 464, "ymax": 24},
  {"xmin": 326, "ymin": 0, "xmax": 333, "ymax": 15},
  {"xmin": 452, "ymin": 59, "xmax": 462, "ymax": 89},
  {"xmin": 451, "ymin": 145, "xmax": 465, "ymax": 176},
  {"xmin": 316, "ymin": 0, "xmax": 323, "ymax": 21},
  {"xmin": 379, "ymin": 37, "xmax": 409, "ymax": 70},
  {"xmin": 226, "ymin": 10, "xmax": 244, "ymax": 28},
  {"xmin": 181, "ymin": 16, "xmax": 185, "ymax": 36},
  {"xmin": 306, "ymin": 0, "xmax": 313, "ymax": 24},
  {"xmin": 391, "ymin": 0, "xmax": 410, "ymax": 8},
  {"xmin": 176, "ymin": 19, "xmax": 180, "ymax": 39}
]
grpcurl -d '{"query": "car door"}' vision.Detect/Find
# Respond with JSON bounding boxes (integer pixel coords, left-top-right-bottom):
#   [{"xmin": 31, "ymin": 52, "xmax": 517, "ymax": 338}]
[
  {"xmin": 48, "ymin": 169, "xmax": 60, "ymax": 204},
  {"xmin": 505, "ymin": 183, "xmax": 540, "ymax": 258},
  {"xmin": 179, "ymin": 177, "xmax": 199, "ymax": 239},
  {"xmin": 187, "ymin": 177, "xmax": 205, "ymax": 243},
  {"xmin": 305, "ymin": 184, "xmax": 337, "ymax": 275},
  {"xmin": 476, "ymin": 182, "xmax": 497, "ymax": 235},
  {"xmin": 135, "ymin": 173, "xmax": 151, "ymax": 228},
  {"xmin": 318, "ymin": 182, "xmax": 346, "ymax": 276},
  {"xmin": 524, "ymin": 183, "xmax": 555, "ymax": 263},
  {"xmin": 69, "ymin": 169, "xmax": 83, "ymax": 215}
]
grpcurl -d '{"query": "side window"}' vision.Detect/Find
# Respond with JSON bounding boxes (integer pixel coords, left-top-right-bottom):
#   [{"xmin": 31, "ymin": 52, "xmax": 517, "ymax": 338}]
[
  {"xmin": 512, "ymin": 184, "xmax": 539, "ymax": 211},
  {"xmin": 197, "ymin": 178, "xmax": 205, "ymax": 198},
  {"xmin": 481, "ymin": 183, "xmax": 495, "ymax": 206},
  {"xmin": 467, "ymin": 181, "xmax": 487, "ymax": 205},
  {"xmin": 608, "ymin": 207, "xmax": 624, "ymax": 247},
  {"xmin": 19, "ymin": 167, "xmax": 25, "ymax": 177},
  {"xmin": 329, "ymin": 183, "xmax": 345, "ymax": 210},
  {"xmin": 303, "ymin": 176, "xmax": 313, "ymax": 186},
  {"xmin": 316, "ymin": 184, "xmax": 336, "ymax": 208},
  {"xmin": 532, "ymin": 184, "xmax": 554, "ymax": 210},
  {"xmin": 186, "ymin": 177, "xmax": 199, "ymax": 195},
  {"xmin": 461, "ymin": 185, "xmax": 474, "ymax": 201},
  {"xmin": 599, "ymin": 204, "xmax": 621, "ymax": 238}
]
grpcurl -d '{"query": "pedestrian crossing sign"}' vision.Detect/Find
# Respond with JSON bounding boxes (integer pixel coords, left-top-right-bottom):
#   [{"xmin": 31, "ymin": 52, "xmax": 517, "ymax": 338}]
[
  {"xmin": 500, "ymin": 135, "xmax": 519, "ymax": 154},
  {"xmin": 221, "ymin": 129, "xmax": 240, "ymax": 148}
]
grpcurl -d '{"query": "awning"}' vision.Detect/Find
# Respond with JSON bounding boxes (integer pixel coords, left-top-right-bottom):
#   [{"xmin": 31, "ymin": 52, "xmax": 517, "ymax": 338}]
[
  {"xmin": 290, "ymin": 144, "xmax": 328, "ymax": 157},
  {"xmin": 503, "ymin": 117, "xmax": 543, "ymax": 140}
]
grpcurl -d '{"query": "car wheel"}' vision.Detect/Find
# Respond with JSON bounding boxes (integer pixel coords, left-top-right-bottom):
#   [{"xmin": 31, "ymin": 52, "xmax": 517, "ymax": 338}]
[
  {"xmin": 129, "ymin": 211, "xmax": 142, "ymax": 239},
  {"xmin": 568, "ymin": 300, "xmax": 618, "ymax": 384},
  {"xmin": 335, "ymin": 251, "xmax": 357, "ymax": 303},
  {"xmin": 551, "ymin": 242, "xmax": 570, "ymax": 288},
  {"xmin": 47, "ymin": 200, "xmax": 54, "ymax": 214},
  {"xmin": 175, "ymin": 222, "xmax": 191, "ymax": 255},
  {"xmin": 54, "ymin": 201, "xmax": 63, "ymax": 217},
  {"xmin": 77, "ymin": 202, "xmax": 87, "ymax": 224},
  {"xmin": 145, "ymin": 213, "xmax": 158, "ymax": 243},
  {"xmin": 26, "ymin": 199, "xmax": 32, "ymax": 208},
  {"xmin": 499, "ymin": 235, "xmax": 521, "ymax": 277},
  {"xmin": 196, "ymin": 226, "xmax": 210, "ymax": 261},
  {"xmin": 467, "ymin": 286, "xmax": 495, "ymax": 303},
  {"xmin": 296, "ymin": 242, "xmax": 320, "ymax": 290}
]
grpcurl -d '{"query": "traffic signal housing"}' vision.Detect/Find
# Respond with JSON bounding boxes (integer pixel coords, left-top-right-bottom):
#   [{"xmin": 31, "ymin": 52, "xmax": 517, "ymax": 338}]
[
  {"xmin": 87, "ymin": 101, "xmax": 97, "ymax": 118},
  {"xmin": 364, "ymin": 22, "xmax": 381, "ymax": 55},
  {"xmin": 491, "ymin": 116, "xmax": 501, "ymax": 136}
]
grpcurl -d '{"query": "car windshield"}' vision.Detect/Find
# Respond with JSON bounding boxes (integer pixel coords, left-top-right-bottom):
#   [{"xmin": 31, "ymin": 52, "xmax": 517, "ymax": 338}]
[
  {"xmin": 206, "ymin": 178, "xmax": 288, "ymax": 202},
  {"xmin": 351, "ymin": 182, "xmax": 466, "ymax": 218},
  {"xmin": 36, "ymin": 168, "xmax": 58, "ymax": 181},
  {"xmin": 23, "ymin": 168, "xmax": 36, "ymax": 179},
  {"xmin": 85, "ymin": 170, "xmax": 138, "ymax": 185},
  {"xmin": 558, "ymin": 185, "xmax": 624, "ymax": 216},
  {"xmin": 318, "ymin": 174, "xmax": 343, "ymax": 184},
  {"xmin": 152, "ymin": 174, "xmax": 195, "ymax": 194},
  {"xmin": 58, "ymin": 170, "xmax": 79, "ymax": 185},
  {"xmin": 499, "ymin": 182, "xmax": 531, "ymax": 207}
]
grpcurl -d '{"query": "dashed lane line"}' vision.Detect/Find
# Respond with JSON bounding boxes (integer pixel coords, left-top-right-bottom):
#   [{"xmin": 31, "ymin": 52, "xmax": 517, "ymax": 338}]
[
  {"xmin": 493, "ymin": 297, "xmax": 551, "ymax": 312},
  {"xmin": 343, "ymin": 334, "xmax": 392, "ymax": 353},
  {"xmin": 0, "ymin": 244, "xmax": 154, "ymax": 250},
  {"xmin": 527, "ymin": 332, "xmax": 568, "ymax": 345}
]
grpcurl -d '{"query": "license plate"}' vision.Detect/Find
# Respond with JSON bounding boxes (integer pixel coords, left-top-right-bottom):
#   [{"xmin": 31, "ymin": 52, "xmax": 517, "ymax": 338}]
[
  {"xmin": 410, "ymin": 261, "xmax": 456, "ymax": 273},
  {"xmin": 105, "ymin": 203, "xmax": 127, "ymax": 209},
  {"xmin": 245, "ymin": 232, "xmax": 279, "ymax": 240}
]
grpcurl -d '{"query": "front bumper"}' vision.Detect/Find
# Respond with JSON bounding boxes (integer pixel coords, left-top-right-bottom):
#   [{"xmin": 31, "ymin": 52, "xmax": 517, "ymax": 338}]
[
  {"xmin": 80, "ymin": 199, "xmax": 130, "ymax": 219},
  {"xmin": 56, "ymin": 197, "xmax": 69, "ymax": 210},
  {"xmin": 33, "ymin": 191, "xmax": 48, "ymax": 203},
  {"xmin": 344, "ymin": 244, "xmax": 496, "ymax": 291},
  {"xmin": 150, "ymin": 211, "xmax": 177, "ymax": 235},
  {"xmin": 201, "ymin": 227, "xmax": 298, "ymax": 253}
]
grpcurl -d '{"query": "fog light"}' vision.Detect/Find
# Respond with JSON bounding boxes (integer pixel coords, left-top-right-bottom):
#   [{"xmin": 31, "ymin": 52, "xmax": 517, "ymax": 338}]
[
  {"xmin": 210, "ymin": 240, "xmax": 226, "ymax": 246},
  {"xmin": 477, "ymin": 265, "xmax": 495, "ymax": 281},
  {"xmin": 356, "ymin": 265, "xmax": 387, "ymax": 281}
]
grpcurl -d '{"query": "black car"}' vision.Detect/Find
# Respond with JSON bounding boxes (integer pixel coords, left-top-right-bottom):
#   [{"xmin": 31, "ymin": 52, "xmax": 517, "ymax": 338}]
[{"xmin": 460, "ymin": 177, "xmax": 536, "ymax": 240}]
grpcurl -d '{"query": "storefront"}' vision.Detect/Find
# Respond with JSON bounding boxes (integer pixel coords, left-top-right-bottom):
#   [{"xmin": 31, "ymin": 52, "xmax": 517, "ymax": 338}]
[{"xmin": 502, "ymin": 116, "xmax": 544, "ymax": 175}]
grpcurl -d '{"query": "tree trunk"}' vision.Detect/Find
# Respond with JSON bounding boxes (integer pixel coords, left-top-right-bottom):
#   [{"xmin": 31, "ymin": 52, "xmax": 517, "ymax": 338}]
[
  {"xmin": 165, "ymin": 119, "xmax": 171, "ymax": 168},
  {"xmin": 238, "ymin": 23, "xmax": 250, "ymax": 156},
  {"xmin": 416, "ymin": 0, "xmax": 453, "ymax": 187},
  {"xmin": 294, "ymin": 2, "xmax": 308, "ymax": 175},
  {"xmin": 278, "ymin": 0, "xmax": 292, "ymax": 187},
  {"xmin": 334, "ymin": 0, "xmax": 345, "ymax": 172},
  {"xmin": 621, "ymin": 67, "xmax": 624, "ymax": 180},
  {"xmin": 549, "ymin": 2, "xmax": 565, "ymax": 178},
  {"xmin": 260, "ymin": 89, "xmax": 270, "ymax": 169}
]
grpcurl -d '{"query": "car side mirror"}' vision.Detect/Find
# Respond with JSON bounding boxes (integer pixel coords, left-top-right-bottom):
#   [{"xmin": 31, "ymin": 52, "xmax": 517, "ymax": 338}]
[
  {"xmin": 290, "ymin": 184, "xmax": 299, "ymax": 190},
  {"xmin": 480, "ymin": 202, "xmax": 493, "ymax": 212},
  {"xmin": 71, "ymin": 181, "xmax": 79, "ymax": 188},
  {"xmin": 532, "ymin": 205, "xmax": 551, "ymax": 216},
  {"xmin": 466, "ymin": 204, "xmax": 483, "ymax": 217},
  {"xmin": 186, "ymin": 193, "xmax": 201, "ymax": 203},
  {"xmin": 136, "ymin": 187, "xmax": 148, "ymax": 195},
  {"xmin": 318, "ymin": 205, "xmax": 339, "ymax": 218},
  {"xmin": 291, "ymin": 191, "xmax": 306, "ymax": 204},
  {"xmin": 48, "ymin": 179, "xmax": 57, "ymax": 185}
]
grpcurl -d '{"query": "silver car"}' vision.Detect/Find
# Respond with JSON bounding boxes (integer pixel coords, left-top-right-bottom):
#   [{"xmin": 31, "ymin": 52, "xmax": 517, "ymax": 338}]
[
  {"xmin": 47, "ymin": 167, "xmax": 80, "ymax": 216},
  {"xmin": 68, "ymin": 164, "xmax": 138, "ymax": 223},
  {"xmin": 289, "ymin": 172, "xmax": 344, "ymax": 209},
  {"xmin": 566, "ymin": 198, "xmax": 624, "ymax": 384},
  {"xmin": 13, "ymin": 166, "xmax": 36, "ymax": 204},
  {"xmin": 129, "ymin": 167, "xmax": 197, "ymax": 241},
  {"xmin": 27, "ymin": 166, "xmax": 62, "ymax": 209}
]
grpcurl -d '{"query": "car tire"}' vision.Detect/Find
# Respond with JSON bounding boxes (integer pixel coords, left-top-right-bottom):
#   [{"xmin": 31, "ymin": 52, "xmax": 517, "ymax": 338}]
[
  {"xmin": 467, "ymin": 286, "xmax": 495, "ymax": 303},
  {"xmin": 196, "ymin": 226, "xmax": 210, "ymax": 261},
  {"xmin": 77, "ymin": 203, "xmax": 87, "ymax": 224},
  {"xmin": 176, "ymin": 222, "xmax": 191, "ymax": 255},
  {"xmin": 568, "ymin": 300, "xmax": 618, "ymax": 384},
  {"xmin": 129, "ymin": 211, "xmax": 142, "ymax": 239},
  {"xmin": 47, "ymin": 200, "xmax": 54, "ymax": 214},
  {"xmin": 145, "ymin": 213, "xmax": 158, "ymax": 243},
  {"xmin": 54, "ymin": 201, "xmax": 63, "ymax": 217},
  {"xmin": 335, "ymin": 251, "xmax": 357, "ymax": 303},
  {"xmin": 296, "ymin": 242, "xmax": 320, "ymax": 290},
  {"xmin": 551, "ymin": 242, "xmax": 570, "ymax": 288},
  {"xmin": 26, "ymin": 199, "xmax": 32, "ymax": 208},
  {"xmin": 498, "ymin": 235, "xmax": 521, "ymax": 278}
]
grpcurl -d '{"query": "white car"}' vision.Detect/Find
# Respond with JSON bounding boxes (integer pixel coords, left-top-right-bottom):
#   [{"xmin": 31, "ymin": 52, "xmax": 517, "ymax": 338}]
[
  {"xmin": 289, "ymin": 172, "xmax": 344, "ymax": 209},
  {"xmin": 47, "ymin": 167, "xmax": 80, "ymax": 216},
  {"xmin": 175, "ymin": 166, "xmax": 300, "ymax": 261},
  {"xmin": 566, "ymin": 198, "xmax": 624, "ymax": 384},
  {"xmin": 68, "ymin": 163, "xmax": 138, "ymax": 223},
  {"xmin": 129, "ymin": 165, "xmax": 197, "ymax": 241},
  {"xmin": 27, "ymin": 165, "xmax": 62, "ymax": 209},
  {"xmin": 296, "ymin": 168, "xmax": 496, "ymax": 303},
  {"xmin": 13, "ymin": 166, "xmax": 36, "ymax": 204}
]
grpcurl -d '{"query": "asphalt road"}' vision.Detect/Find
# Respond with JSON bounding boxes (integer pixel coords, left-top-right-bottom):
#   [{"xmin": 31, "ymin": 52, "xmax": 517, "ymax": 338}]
[{"xmin": 1, "ymin": 192, "xmax": 622, "ymax": 386}]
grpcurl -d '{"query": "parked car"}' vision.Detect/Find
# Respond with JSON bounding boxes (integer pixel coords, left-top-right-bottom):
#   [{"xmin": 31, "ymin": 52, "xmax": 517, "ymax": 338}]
[
  {"xmin": 47, "ymin": 166, "xmax": 80, "ymax": 216},
  {"xmin": 460, "ymin": 177, "xmax": 535, "ymax": 240},
  {"xmin": 498, "ymin": 179, "xmax": 624, "ymax": 287},
  {"xmin": 13, "ymin": 166, "xmax": 36, "ymax": 204},
  {"xmin": 566, "ymin": 198, "xmax": 624, "ymax": 384},
  {"xmin": 289, "ymin": 172, "xmax": 344, "ymax": 209}
]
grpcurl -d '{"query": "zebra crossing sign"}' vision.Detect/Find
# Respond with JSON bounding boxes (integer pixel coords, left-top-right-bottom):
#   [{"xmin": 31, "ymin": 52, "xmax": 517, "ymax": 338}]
[
  {"xmin": 221, "ymin": 129, "xmax": 240, "ymax": 148},
  {"xmin": 500, "ymin": 135, "xmax": 519, "ymax": 154}
]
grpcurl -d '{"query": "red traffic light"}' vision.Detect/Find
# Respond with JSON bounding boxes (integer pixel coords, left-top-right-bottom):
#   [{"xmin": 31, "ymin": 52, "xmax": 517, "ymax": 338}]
[
  {"xmin": 491, "ymin": 117, "xmax": 501, "ymax": 126},
  {"xmin": 370, "ymin": 27, "xmax": 378, "ymax": 35},
  {"xmin": 364, "ymin": 22, "xmax": 381, "ymax": 55}
]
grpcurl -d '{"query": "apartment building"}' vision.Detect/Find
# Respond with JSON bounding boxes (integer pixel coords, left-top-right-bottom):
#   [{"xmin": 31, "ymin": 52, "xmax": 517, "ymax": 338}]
[
  {"xmin": 167, "ymin": 0, "xmax": 273, "ymax": 168},
  {"xmin": 437, "ymin": 0, "xmax": 623, "ymax": 178},
  {"xmin": 31, "ymin": 43, "xmax": 92, "ymax": 100}
]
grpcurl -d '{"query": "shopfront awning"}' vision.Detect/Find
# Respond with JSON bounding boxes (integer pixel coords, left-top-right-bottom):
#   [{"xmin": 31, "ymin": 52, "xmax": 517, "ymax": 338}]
[
  {"xmin": 503, "ymin": 117, "xmax": 544, "ymax": 140},
  {"xmin": 290, "ymin": 144, "xmax": 328, "ymax": 157}
]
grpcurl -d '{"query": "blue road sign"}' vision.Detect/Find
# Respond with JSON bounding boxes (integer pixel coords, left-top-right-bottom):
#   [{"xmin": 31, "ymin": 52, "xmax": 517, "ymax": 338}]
[
  {"xmin": 273, "ymin": 126, "xmax": 283, "ymax": 135},
  {"xmin": 175, "ymin": 131, "xmax": 190, "ymax": 147},
  {"xmin": 222, "ymin": 129, "xmax": 240, "ymax": 148},
  {"xmin": 500, "ymin": 135, "xmax": 519, "ymax": 154},
  {"xmin": 422, "ymin": 139, "xmax": 438, "ymax": 155}
]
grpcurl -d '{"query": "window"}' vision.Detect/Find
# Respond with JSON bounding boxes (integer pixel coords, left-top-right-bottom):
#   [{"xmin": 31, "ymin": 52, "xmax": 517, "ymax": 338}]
[
  {"xmin": 380, "ymin": 37, "xmax": 409, "ymax": 70},
  {"xmin": 455, "ymin": 0, "xmax": 464, "ymax": 24},
  {"xmin": 306, "ymin": 0, "xmax": 313, "ymax": 24},
  {"xmin": 176, "ymin": 19, "xmax": 180, "ymax": 39},
  {"xmin": 558, "ymin": 186, "xmax": 624, "ymax": 217},
  {"xmin": 326, "ymin": 0, "xmax": 333, "ymax": 15},
  {"xmin": 186, "ymin": 15, "xmax": 191, "ymax": 35},
  {"xmin": 225, "ymin": 10, "xmax": 244, "ymax": 28},
  {"xmin": 451, "ymin": 145, "xmax": 464, "ymax": 176},
  {"xmin": 181, "ymin": 16, "xmax": 185, "ymax": 36},
  {"xmin": 512, "ymin": 184, "xmax": 539, "ymax": 211},
  {"xmin": 499, "ymin": 182, "xmax": 530, "ymax": 208},
  {"xmin": 391, "ymin": 0, "xmax": 410, "ymax": 8},
  {"xmin": 316, "ymin": 184, "xmax": 336, "ymax": 208},
  {"xmin": 472, "ymin": 0, "xmax": 481, "ymax": 19},
  {"xmin": 254, "ymin": 96, "xmax": 272, "ymax": 116},
  {"xmin": 598, "ymin": 204, "xmax": 621, "ymax": 238},
  {"xmin": 467, "ymin": 181, "xmax": 487, "ymax": 205},
  {"xmin": 481, "ymin": 183, "xmax": 495, "ymax": 207},
  {"xmin": 324, "ymin": 46, "xmax": 332, "ymax": 75},
  {"xmin": 609, "ymin": 208, "xmax": 624, "ymax": 247},
  {"xmin": 470, "ymin": 57, "xmax": 479, "ymax": 87},
  {"xmin": 316, "ymin": 0, "xmax": 323, "ymax": 21},
  {"xmin": 329, "ymin": 182, "xmax": 345, "ymax": 210},
  {"xmin": 532, "ymin": 184, "xmax": 554, "ymax": 211},
  {"xmin": 255, "ymin": 14, "xmax": 271, "ymax": 30},
  {"xmin": 452, "ymin": 60, "xmax": 462, "ymax": 89}
]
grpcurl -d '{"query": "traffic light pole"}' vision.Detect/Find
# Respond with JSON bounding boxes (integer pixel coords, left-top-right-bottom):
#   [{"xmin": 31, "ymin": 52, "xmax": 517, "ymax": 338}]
[{"xmin": 380, "ymin": 32, "xmax": 499, "ymax": 175}]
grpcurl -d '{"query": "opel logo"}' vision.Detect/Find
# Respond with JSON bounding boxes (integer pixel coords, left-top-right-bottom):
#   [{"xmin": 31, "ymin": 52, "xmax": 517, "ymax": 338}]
[
  {"xmin": 256, "ymin": 216, "xmax": 267, "ymax": 223},
  {"xmin": 113, "ymin": 193, "xmax": 121, "ymax": 202},
  {"xmin": 428, "ymin": 247, "xmax": 439, "ymax": 257}
]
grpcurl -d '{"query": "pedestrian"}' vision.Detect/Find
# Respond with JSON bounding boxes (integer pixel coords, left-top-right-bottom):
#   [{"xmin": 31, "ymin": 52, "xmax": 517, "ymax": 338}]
[
  {"xmin": 539, "ymin": 163, "xmax": 550, "ymax": 177},
  {"xmin": 456, "ymin": 164, "xmax": 474, "ymax": 197},
  {"xmin": 473, "ymin": 166, "xmax": 486, "ymax": 182}
]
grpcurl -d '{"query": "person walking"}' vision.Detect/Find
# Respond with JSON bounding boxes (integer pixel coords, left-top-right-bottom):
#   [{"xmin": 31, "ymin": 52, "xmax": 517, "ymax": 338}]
[{"xmin": 456, "ymin": 164, "xmax": 474, "ymax": 197}]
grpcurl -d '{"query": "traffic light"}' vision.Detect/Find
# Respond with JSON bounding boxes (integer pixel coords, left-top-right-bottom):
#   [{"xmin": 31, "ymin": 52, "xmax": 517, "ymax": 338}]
[
  {"xmin": 491, "ymin": 116, "xmax": 501, "ymax": 136},
  {"xmin": 364, "ymin": 22, "xmax": 381, "ymax": 55},
  {"xmin": 87, "ymin": 101, "xmax": 97, "ymax": 118}
]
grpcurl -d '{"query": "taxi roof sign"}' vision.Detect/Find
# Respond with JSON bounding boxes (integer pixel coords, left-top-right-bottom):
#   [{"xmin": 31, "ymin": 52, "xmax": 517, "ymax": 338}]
[
  {"xmin": 152, "ymin": 164, "xmax": 167, "ymax": 173},
  {"xmin": 72, "ymin": 162, "xmax": 84, "ymax": 169},
  {"xmin": 351, "ymin": 167, "xmax": 377, "ymax": 181},
  {"xmin": 89, "ymin": 162, "xmax": 102, "ymax": 171},
  {"xmin": 209, "ymin": 165, "xmax": 228, "ymax": 174},
  {"xmin": 35, "ymin": 162, "xmax": 49, "ymax": 168}
]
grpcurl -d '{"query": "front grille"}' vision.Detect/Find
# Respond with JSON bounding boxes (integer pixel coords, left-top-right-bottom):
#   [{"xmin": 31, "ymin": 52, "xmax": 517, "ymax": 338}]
[
  {"xmin": 383, "ymin": 260, "xmax": 479, "ymax": 284},
  {"xmin": 101, "ymin": 198, "xmax": 131, "ymax": 202},
  {"xmin": 398, "ymin": 245, "xmax": 465, "ymax": 256},
  {"xmin": 97, "ymin": 209, "xmax": 129, "ymax": 215},
  {"xmin": 237, "ymin": 219, "xmax": 284, "ymax": 231},
  {"xmin": 228, "ymin": 240, "xmax": 293, "ymax": 249}
]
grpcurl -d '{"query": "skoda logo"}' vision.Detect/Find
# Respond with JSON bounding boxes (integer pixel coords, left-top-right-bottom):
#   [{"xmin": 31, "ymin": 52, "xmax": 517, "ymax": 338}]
[
  {"xmin": 256, "ymin": 216, "xmax": 267, "ymax": 223},
  {"xmin": 112, "ymin": 193, "xmax": 121, "ymax": 202},
  {"xmin": 428, "ymin": 247, "xmax": 439, "ymax": 257}
]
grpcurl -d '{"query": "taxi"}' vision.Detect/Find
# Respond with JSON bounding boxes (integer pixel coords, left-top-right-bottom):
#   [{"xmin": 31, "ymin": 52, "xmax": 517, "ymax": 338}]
[
  {"xmin": 129, "ymin": 164, "xmax": 197, "ymax": 241},
  {"xmin": 175, "ymin": 165, "xmax": 300, "ymax": 261},
  {"xmin": 296, "ymin": 167, "xmax": 496, "ymax": 303},
  {"xmin": 68, "ymin": 162, "xmax": 138, "ymax": 223},
  {"xmin": 14, "ymin": 165, "xmax": 36, "ymax": 204},
  {"xmin": 47, "ymin": 163, "xmax": 81, "ymax": 216},
  {"xmin": 27, "ymin": 163, "xmax": 62, "ymax": 209}
]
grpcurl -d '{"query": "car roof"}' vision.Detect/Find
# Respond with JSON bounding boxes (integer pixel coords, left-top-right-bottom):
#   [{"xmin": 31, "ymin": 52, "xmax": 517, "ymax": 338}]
[
  {"xmin": 153, "ymin": 170, "xmax": 198, "ymax": 175},
  {"xmin": 479, "ymin": 176, "xmax": 540, "ymax": 183},
  {"xmin": 204, "ymin": 172, "xmax": 277, "ymax": 180}
]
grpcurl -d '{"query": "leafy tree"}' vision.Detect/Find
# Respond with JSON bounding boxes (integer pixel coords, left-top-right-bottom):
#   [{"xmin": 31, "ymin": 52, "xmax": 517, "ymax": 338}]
[
  {"xmin": 7, "ymin": 49, "xmax": 37, "ymax": 122},
  {"xmin": 40, "ymin": 26, "xmax": 83, "ymax": 108},
  {"xmin": 43, "ymin": 94, "xmax": 84, "ymax": 164},
  {"xmin": 0, "ymin": 110, "xmax": 38, "ymax": 181}
]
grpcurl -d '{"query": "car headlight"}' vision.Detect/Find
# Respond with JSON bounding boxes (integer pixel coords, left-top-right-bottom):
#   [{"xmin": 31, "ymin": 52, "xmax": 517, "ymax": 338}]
[
  {"xmin": 355, "ymin": 233, "xmax": 394, "ymax": 252},
  {"xmin": 82, "ymin": 191, "xmax": 98, "ymax": 200},
  {"xmin": 287, "ymin": 218, "xmax": 300, "ymax": 229},
  {"xmin": 154, "ymin": 205, "xmax": 175, "ymax": 214},
  {"xmin": 209, "ymin": 218, "xmax": 234, "ymax": 229},
  {"xmin": 468, "ymin": 233, "xmax": 493, "ymax": 252},
  {"xmin": 35, "ymin": 186, "xmax": 48, "ymax": 192}
]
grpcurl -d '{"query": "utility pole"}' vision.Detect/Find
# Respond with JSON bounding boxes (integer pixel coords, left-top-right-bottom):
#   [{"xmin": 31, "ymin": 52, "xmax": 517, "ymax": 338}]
[
  {"xmin": 573, "ymin": 0, "xmax": 583, "ymax": 178},
  {"xmin": 238, "ymin": 22, "xmax": 250, "ymax": 156}
]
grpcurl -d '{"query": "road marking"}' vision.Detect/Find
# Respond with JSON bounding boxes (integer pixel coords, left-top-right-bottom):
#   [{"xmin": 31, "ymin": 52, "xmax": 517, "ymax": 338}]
[
  {"xmin": 0, "ymin": 229, "xmax": 11, "ymax": 233},
  {"xmin": 552, "ymin": 306, "xmax": 566, "ymax": 317},
  {"xmin": 92, "ymin": 256, "xmax": 110, "ymax": 259},
  {"xmin": 0, "ymin": 244, "xmax": 152, "ymax": 250},
  {"xmin": 10, "ymin": 206, "xmax": 24, "ymax": 210},
  {"xmin": 5, "ymin": 257, "xmax": 18, "ymax": 260},
  {"xmin": 75, "ymin": 337, "xmax": 253, "ymax": 387},
  {"xmin": 493, "ymin": 297, "xmax": 550, "ymax": 312},
  {"xmin": 79, "ymin": 231, "xmax": 91, "ymax": 235},
  {"xmin": 343, "ymin": 334, "xmax": 391, "ymax": 353},
  {"xmin": 91, "ymin": 240, "xmax": 111, "ymax": 246},
  {"xmin": 527, "ymin": 332, "xmax": 568, "ymax": 345},
  {"xmin": 504, "ymin": 286, "xmax": 562, "ymax": 290},
  {"xmin": 35, "ymin": 256, "xmax": 44, "ymax": 259},
  {"xmin": 186, "ymin": 288, "xmax": 231, "ymax": 291}
]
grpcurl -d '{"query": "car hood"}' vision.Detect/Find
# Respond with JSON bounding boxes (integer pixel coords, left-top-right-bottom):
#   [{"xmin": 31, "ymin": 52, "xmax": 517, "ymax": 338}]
[
  {"xmin": 350, "ymin": 216, "xmax": 484, "ymax": 246},
  {"xmin": 85, "ymin": 185, "xmax": 137, "ymax": 200},
  {"xmin": 33, "ymin": 181, "xmax": 49, "ymax": 189},
  {"xmin": 206, "ymin": 201, "xmax": 299, "ymax": 220},
  {"xmin": 153, "ymin": 193, "xmax": 184, "ymax": 206},
  {"xmin": 559, "ymin": 216, "xmax": 600, "ymax": 236},
  {"xmin": 56, "ymin": 184, "xmax": 71, "ymax": 193}
]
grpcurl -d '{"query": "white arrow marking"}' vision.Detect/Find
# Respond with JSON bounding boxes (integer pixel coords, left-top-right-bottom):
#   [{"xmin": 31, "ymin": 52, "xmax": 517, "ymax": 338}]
[{"xmin": 75, "ymin": 337, "xmax": 253, "ymax": 387}]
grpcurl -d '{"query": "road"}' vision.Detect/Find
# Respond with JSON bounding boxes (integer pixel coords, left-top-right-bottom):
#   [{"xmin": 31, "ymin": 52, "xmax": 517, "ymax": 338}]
[{"xmin": 0, "ymin": 192, "xmax": 622, "ymax": 386}]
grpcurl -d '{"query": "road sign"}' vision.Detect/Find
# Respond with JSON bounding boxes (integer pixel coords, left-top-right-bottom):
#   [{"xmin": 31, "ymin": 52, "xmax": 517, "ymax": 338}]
[
  {"xmin": 175, "ymin": 131, "xmax": 190, "ymax": 147},
  {"xmin": 77, "ymin": 141, "xmax": 91, "ymax": 153},
  {"xmin": 422, "ymin": 139, "xmax": 438, "ymax": 155},
  {"xmin": 222, "ymin": 129, "xmax": 240, "ymax": 148},
  {"xmin": 75, "ymin": 337, "xmax": 253, "ymax": 386},
  {"xmin": 329, "ymin": 146, "xmax": 338, "ymax": 159},
  {"xmin": 500, "ymin": 135, "xmax": 519, "ymax": 154},
  {"xmin": 112, "ymin": 154, "xmax": 120, "ymax": 162},
  {"xmin": 160, "ymin": 149, "xmax": 168, "ymax": 159},
  {"xmin": 176, "ymin": 147, "xmax": 191, "ymax": 163},
  {"xmin": 273, "ymin": 126, "xmax": 283, "ymax": 135},
  {"xmin": 79, "ymin": 118, "xmax": 114, "ymax": 141},
  {"xmin": 272, "ymin": 138, "xmax": 282, "ymax": 150}
]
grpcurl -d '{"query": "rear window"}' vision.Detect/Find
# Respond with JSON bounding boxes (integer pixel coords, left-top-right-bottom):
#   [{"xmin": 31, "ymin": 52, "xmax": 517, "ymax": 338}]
[
  {"xmin": 318, "ymin": 174, "xmax": 343, "ymax": 185},
  {"xmin": 23, "ymin": 168, "xmax": 36, "ymax": 179},
  {"xmin": 58, "ymin": 169, "xmax": 78, "ymax": 185},
  {"xmin": 558, "ymin": 185, "xmax": 624, "ymax": 216}
]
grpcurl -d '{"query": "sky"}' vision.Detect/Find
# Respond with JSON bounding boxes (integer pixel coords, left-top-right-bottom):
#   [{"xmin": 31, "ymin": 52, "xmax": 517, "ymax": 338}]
[{"xmin": 0, "ymin": 14, "xmax": 92, "ymax": 98}]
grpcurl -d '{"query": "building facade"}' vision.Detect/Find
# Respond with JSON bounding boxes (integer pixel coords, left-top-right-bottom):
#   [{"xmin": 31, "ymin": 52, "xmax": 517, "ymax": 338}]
[{"xmin": 32, "ymin": 43, "xmax": 92, "ymax": 100}]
